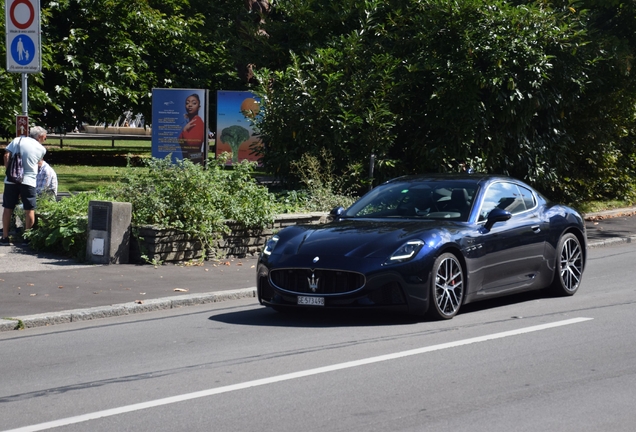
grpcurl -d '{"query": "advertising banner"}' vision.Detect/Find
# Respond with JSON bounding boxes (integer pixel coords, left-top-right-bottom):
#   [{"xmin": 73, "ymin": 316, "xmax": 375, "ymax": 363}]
[
  {"xmin": 216, "ymin": 91, "xmax": 262, "ymax": 165},
  {"xmin": 151, "ymin": 88, "xmax": 208, "ymax": 165}
]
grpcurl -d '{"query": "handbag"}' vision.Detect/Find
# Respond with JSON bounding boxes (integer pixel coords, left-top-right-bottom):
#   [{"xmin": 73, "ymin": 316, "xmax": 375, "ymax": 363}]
[{"xmin": 6, "ymin": 138, "xmax": 24, "ymax": 184}]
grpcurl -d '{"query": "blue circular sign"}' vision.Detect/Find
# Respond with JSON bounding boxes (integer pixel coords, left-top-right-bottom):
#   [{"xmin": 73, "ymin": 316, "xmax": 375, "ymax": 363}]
[{"xmin": 11, "ymin": 34, "xmax": 36, "ymax": 65}]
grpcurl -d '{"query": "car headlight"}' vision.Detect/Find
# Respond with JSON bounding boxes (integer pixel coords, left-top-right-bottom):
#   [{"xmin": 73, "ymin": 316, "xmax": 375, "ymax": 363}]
[
  {"xmin": 385, "ymin": 240, "xmax": 425, "ymax": 264},
  {"xmin": 262, "ymin": 235, "xmax": 280, "ymax": 256}
]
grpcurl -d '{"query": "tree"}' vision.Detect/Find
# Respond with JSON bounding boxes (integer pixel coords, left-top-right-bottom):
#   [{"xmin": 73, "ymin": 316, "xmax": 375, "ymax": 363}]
[
  {"xmin": 252, "ymin": 0, "xmax": 636, "ymax": 202},
  {"xmin": 221, "ymin": 125, "xmax": 251, "ymax": 163},
  {"xmin": 1, "ymin": 0, "xmax": 243, "ymax": 134}
]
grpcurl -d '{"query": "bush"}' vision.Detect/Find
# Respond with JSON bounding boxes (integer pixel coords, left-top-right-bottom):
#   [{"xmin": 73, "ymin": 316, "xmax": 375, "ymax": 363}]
[
  {"xmin": 288, "ymin": 150, "xmax": 357, "ymax": 211},
  {"xmin": 27, "ymin": 154, "xmax": 280, "ymax": 260},
  {"xmin": 106, "ymin": 154, "xmax": 279, "ymax": 252},
  {"xmin": 26, "ymin": 153, "xmax": 360, "ymax": 261},
  {"xmin": 26, "ymin": 191, "xmax": 112, "ymax": 260}
]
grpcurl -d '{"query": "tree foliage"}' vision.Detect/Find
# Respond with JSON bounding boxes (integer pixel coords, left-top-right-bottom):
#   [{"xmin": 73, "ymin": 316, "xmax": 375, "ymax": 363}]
[
  {"xmin": 1, "ymin": 0, "xmax": 636, "ymax": 202},
  {"xmin": 1, "ymin": 0, "xmax": 243, "ymax": 133},
  {"xmin": 252, "ymin": 0, "xmax": 636, "ymax": 202}
]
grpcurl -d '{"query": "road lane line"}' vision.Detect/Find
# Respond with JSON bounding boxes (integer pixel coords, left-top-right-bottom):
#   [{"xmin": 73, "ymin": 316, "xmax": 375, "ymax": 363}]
[{"xmin": 3, "ymin": 317, "xmax": 593, "ymax": 432}]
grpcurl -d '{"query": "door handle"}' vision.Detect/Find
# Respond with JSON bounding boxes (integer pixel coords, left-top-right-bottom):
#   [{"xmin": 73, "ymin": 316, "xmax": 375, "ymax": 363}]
[{"xmin": 531, "ymin": 225, "xmax": 541, "ymax": 233}]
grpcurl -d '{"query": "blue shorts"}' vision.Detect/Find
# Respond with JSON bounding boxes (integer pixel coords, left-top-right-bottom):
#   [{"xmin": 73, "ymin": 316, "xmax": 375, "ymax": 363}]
[{"xmin": 2, "ymin": 182, "xmax": 37, "ymax": 210}]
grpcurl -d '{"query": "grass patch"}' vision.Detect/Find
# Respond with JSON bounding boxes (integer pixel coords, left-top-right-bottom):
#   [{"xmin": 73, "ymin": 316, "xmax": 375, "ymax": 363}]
[{"xmin": 55, "ymin": 165, "xmax": 148, "ymax": 192}]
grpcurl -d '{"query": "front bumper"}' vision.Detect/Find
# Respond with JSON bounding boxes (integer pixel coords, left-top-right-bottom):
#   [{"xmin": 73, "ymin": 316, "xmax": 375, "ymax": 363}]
[{"xmin": 256, "ymin": 257, "xmax": 432, "ymax": 316}]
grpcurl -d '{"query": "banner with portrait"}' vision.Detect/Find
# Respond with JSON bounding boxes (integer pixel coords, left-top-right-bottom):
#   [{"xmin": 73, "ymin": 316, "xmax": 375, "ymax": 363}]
[{"xmin": 151, "ymin": 88, "xmax": 209, "ymax": 165}]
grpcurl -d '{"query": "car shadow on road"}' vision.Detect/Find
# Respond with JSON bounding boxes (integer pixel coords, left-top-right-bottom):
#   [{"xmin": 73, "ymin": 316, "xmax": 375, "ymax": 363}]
[
  {"xmin": 210, "ymin": 289, "xmax": 552, "ymax": 327},
  {"xmin": 210, "ymin": 307, "xmax": 422, "ymax": 328},
  {"xmin": 459, "ymin": 288, "xmax": 549, "ymax": 315}
]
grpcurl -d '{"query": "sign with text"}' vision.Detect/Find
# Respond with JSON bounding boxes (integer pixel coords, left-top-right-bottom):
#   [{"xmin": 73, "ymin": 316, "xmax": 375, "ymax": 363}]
[
  {"xmin": 151, "ymin": 88, "xmax": 209, "ymax": 165},
  {"xmin": 5, "ymin": 0, "xmax": 41, "ymax": 73}
]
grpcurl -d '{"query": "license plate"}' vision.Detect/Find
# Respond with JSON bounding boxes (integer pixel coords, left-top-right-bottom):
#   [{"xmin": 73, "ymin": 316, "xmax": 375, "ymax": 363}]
[{"xmin": 297, "ymin": 296, "xmax": 324, "ymax": 306}]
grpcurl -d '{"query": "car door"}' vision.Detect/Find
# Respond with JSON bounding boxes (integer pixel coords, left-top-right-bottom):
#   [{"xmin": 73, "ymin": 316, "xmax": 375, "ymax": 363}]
[{"xmin": 471, "ymin": 181, "xmax": 548, "ymax": 295}]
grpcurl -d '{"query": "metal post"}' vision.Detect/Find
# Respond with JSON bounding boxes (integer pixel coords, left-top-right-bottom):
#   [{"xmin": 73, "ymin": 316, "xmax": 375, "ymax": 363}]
[
  {"xmin": 22, "ymin": 73, "xmax": 28, "ymax": 116},
  {"xmin": 368, "ymin": 154, "xmax": 376, "ymax": 192}
]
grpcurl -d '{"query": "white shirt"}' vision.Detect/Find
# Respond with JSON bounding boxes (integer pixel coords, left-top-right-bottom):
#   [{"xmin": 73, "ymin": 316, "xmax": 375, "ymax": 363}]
[
  {"xmin": 4, "ymin": 136, "xmax": 46, "ymax": 188},
  {"xmin": 36, "ymin": 160, "xmax": 58, "ymax": 196}
]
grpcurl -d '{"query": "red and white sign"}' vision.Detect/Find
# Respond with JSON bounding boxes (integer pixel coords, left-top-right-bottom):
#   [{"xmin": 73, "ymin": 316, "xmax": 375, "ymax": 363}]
[
  {"xmin": 16, "ymin": 115, "xmax": 29, "ymax": 137},
  {"xmin": 5, "ymin": 0, "xmax": 41, "ymax": 73}
]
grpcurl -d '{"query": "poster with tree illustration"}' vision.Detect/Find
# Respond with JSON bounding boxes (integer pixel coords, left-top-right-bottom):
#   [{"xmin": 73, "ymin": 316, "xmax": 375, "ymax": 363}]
[{"xmin": 215, "ymin": 91, "xmax": 262, "ymax": 165}]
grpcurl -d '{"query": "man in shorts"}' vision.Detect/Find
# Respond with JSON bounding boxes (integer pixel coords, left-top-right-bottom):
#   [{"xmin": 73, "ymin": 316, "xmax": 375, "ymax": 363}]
[{"xmin": 2, "ymin": 126, "xmax": 47, "ymax": 245}]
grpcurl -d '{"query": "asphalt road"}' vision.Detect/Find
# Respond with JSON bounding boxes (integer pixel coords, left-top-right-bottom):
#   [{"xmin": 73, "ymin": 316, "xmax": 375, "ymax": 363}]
[
  {"xmin": 2, "ymin": 208, "xmax": 636, "ymax": 332},
  {"xmin": 1, "ymin": 243, "xmax": 635, "ymax": 431}
]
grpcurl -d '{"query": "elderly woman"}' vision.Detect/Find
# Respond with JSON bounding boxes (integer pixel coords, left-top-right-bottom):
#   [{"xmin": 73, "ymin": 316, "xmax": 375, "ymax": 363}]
[{"xmin": 36, "ymin": 159, "xmax": 58, "ymax": 197}]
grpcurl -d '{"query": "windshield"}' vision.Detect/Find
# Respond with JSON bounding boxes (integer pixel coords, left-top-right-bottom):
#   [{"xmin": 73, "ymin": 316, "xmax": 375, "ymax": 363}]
[{"xmin": 345, "ymin": 180, "xmax": 477, "ymax": 222}]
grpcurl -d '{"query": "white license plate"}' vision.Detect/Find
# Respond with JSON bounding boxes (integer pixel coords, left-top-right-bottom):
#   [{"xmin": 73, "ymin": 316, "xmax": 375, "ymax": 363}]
[{"xmin": 297, "ymin": 296, "xmax": 325, "ymax": 306}]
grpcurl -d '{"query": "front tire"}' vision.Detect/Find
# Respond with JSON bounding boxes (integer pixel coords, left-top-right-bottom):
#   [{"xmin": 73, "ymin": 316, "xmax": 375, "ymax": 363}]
[
  {"xmin": 427, "ymin": 253, "xmax": 465, "ymax": 320},
  {"xmin": 550, "ymin": 233, "xmax": 583, "ymax": 296}
]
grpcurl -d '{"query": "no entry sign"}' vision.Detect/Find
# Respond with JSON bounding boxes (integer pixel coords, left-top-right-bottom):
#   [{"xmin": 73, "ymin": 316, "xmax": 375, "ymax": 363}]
[{"xmin": 5, "ymin": 0, "xmax": 41, "ymax": 73}]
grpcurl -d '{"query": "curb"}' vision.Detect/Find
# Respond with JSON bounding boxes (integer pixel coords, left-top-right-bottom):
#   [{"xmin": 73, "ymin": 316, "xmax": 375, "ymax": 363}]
[
  {"xmin": 586, "ymin": 235, "xmax": 636, "ymax": 249},
  {"xmin": 0, "ymin": 288, "xmax": 256, "ymax": 332}
]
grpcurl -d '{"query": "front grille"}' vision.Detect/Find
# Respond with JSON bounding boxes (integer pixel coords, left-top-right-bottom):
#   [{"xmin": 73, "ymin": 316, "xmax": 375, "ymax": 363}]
[{"xmin": 270, "ymin": 268, "xmax": 365, "ymax": 295}]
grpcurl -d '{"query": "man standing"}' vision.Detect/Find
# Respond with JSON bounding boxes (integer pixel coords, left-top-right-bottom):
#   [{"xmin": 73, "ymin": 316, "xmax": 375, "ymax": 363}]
[{"xmin": 2, "ymin": 126, "xmax": 47, "ymax": 245}]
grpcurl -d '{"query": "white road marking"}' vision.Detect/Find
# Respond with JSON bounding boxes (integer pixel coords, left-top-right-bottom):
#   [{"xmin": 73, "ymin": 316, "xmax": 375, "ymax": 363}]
[{"xmin": 3, "ymin": 317, "xmax": 593, "ymax": 432}]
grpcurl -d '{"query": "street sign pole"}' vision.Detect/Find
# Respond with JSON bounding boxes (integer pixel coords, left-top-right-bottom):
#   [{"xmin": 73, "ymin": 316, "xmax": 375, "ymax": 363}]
[
  {"xmin": 5, "ymin": 0, "xmax": 41, "ymax": 133},
  {"xmin": 22, "ymin": 72, "xmax": 28, "ymax": 115}
]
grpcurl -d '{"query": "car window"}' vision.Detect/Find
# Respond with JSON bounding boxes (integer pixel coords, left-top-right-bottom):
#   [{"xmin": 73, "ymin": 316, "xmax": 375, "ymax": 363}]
[
  {"xmin": 478, "ymin": 182, "xmax": 528, "ymax": 221},
  {"xmin": 354, "ymin": 185, "xmax": 434, "ymax": 216},
  {"xmin": 346, "ymin": 181, "xmax": 476, "ymax": 221},
  {"xmin": 518, "ymin": 185, "xmax": 536, "ymax": 210}
]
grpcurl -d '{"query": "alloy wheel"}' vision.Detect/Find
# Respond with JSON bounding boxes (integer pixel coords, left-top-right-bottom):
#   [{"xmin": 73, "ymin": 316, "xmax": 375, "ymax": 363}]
[{"xmin": 433, "ymin": 254, "xmax": 464, "ymax": 318}]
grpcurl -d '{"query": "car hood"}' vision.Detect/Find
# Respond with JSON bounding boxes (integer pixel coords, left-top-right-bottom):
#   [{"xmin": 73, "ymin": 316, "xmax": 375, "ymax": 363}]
[{"xmin": 274, "ymin": 219, "xmax": 464, "ymax": 259}]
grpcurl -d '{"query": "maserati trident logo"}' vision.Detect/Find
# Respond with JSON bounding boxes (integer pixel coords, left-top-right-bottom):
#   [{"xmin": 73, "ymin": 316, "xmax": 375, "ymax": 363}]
[{"xmin": 307, "ymin": 272, "xmax": 319, "ymax": 292}]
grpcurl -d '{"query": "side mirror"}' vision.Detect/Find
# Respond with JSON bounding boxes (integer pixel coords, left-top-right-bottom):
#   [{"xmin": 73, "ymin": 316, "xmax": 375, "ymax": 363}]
[
  {"xmin": 330, "ymin": 206, "xmax": 346, "ymax": 219},
  {"xmin": 484, "ymin": 208, "xmax": 512, "ymax": 230}
]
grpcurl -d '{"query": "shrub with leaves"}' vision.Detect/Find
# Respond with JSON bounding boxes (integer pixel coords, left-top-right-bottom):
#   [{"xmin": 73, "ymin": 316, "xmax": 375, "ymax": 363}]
[
  {"xmin": 26, "ymin": 154, "xmax": 279, "ymax": 261},
  {"xmin": 107, "ymin": 154, "xmax": 278, "ymax": 250},
  {"xmin": 289, "ymin": 150, "xmax": 358, "ymax": 211},
  {"xmin": 25, "ymin": 191, "xmax": 112, "ymax": 260}
]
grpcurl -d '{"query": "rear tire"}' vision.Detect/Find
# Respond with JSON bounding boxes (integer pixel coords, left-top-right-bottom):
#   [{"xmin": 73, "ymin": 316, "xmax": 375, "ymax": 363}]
[
  {"xmin": 550, "ymin": 233, "xmax": 583, "ymax": 296},
  {"xmin": 427, "ymin": 253, "xmax": 465, "ymax": 320}
]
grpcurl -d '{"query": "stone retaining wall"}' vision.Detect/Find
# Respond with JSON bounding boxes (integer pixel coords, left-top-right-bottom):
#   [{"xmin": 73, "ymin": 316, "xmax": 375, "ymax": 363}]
[{"xmin": 130, "ymin": 213, "xmax": 329, "ymax": 263}]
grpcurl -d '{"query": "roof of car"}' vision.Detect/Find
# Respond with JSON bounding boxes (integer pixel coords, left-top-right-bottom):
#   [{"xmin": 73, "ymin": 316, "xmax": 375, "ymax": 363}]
[{"xmin": 385, "ymin": 173, "xmax": 515, "ymax": 185}]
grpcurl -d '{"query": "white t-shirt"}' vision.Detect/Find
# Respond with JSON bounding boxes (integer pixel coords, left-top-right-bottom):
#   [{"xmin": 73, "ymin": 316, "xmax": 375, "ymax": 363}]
[{"xmin": 4, "ymin": 136, "xmax": 47, "ymax": 188}]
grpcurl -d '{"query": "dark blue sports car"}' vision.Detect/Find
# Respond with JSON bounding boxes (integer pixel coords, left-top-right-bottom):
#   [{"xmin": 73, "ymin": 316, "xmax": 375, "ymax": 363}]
[{"xmin": 257, "ymin": 174, "xmax": 586, "ymax": 319}]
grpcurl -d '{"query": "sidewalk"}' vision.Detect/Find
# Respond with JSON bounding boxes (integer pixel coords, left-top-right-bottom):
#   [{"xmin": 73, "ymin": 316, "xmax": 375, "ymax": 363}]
[{"xmin": 2, "ymin": 207, "xmax": 636, "ymax": 332}]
